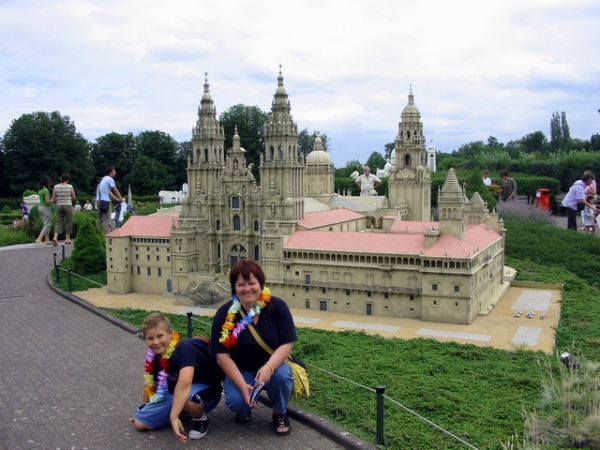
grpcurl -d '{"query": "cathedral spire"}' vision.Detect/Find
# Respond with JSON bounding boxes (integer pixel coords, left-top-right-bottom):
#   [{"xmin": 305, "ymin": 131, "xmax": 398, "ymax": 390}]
[{"xmin": 202, "ymin": 72, "xmax": 212, "ymax": 102}]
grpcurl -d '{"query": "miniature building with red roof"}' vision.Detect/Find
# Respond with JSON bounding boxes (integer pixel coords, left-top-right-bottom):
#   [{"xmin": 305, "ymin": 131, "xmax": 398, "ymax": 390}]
[{"xmin": 106, "ymin": 70, "xmax": 505, "ymax": 325}]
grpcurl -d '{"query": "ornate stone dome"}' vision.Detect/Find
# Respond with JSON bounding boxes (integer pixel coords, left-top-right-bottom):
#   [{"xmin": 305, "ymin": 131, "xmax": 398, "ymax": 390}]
[{"xmin": 306, "ymin": 136, "xmax": 331, "ymax": 165}]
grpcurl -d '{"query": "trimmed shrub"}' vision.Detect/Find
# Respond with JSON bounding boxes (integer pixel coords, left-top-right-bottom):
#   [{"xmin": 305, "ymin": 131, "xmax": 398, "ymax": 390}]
[{"xmin": 69, "ymin": 222, "xmax": 106, "ymax": 275}]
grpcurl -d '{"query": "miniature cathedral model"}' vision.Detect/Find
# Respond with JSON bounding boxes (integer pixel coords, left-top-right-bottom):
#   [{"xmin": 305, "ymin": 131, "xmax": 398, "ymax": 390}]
[{"xmin": 105, "ymin": 69, "xmax": 506, "ymax": 325}]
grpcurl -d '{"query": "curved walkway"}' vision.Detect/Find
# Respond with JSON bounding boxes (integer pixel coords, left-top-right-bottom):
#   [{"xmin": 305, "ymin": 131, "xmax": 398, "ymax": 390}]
[{"xmin": 0, "ymin": 244, "xmax": 372, "ymax": 450}]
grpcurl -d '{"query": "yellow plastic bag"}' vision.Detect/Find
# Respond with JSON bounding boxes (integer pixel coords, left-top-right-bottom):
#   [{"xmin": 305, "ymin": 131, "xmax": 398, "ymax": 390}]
[{"xmin": 287, "ymin": 356, "xmax": 309, "ymax": 398}]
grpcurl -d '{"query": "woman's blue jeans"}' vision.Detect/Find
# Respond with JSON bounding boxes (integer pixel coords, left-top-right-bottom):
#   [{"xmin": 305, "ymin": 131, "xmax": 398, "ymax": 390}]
[{"xmin": 223, "ymin": 363, "xmax": 293, "ymax": 419}]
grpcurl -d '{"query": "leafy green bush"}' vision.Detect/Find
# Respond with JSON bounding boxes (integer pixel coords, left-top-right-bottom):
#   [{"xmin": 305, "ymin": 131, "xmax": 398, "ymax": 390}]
[
  {"xmin": 465, "ymin": 169, "xmax": 497, "ymax": 211},
  {"xmin": 0, "ymin": 226, "xmax": 34, "ymax": 246},
  {"xmin": 69, "ymin": 221, "xmax": 105, "ymax": 275},
  {"xmin": 0, "ymin": 212, "xmax": 22, "ymax": 225},
  {"xmin": 135, "ymin": 202, "xmax": 179, "ymax": 215}
]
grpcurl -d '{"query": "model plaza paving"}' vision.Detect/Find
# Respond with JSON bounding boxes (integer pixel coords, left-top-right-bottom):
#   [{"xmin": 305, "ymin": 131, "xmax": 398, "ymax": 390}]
[{"xmin": 77, "ymin": 277, "xmax": 560, "ymax": 353}]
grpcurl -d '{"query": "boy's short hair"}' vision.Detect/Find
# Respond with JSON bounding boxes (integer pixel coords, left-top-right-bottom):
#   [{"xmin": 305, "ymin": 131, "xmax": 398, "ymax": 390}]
[{"xmin": 141, "ymin": 313, "xmax": 172, "ymax": 337}]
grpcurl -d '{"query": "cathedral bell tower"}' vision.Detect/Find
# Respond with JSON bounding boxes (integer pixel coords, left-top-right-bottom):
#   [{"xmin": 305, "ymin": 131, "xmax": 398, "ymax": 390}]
[
  {"xmin": 188, "ymin": 74, "xmax": 226, "ymax": 200},
  {"xmin": 260, "ymin": 66, "xmax": 305, "ymax": 221},
  {"xmin": 388, "ymin": 87, "xmax": 431, "ymax": 221}
]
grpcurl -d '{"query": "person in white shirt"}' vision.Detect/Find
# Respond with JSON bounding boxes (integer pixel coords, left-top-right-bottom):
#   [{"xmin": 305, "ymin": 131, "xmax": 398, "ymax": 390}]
[
  {"xmin": 482, "ymin": 170, "xmax": 492, "ymax": 186},
  {"xmin": 562, "ymin": 173, "xmax": 599, "ymax": 230},
  {"xmin": 96, "ymin": 166, "xmax": 124, "ymax": 234},
  {"xmin": 355, "ymin": 166, "xmax": 382, "ymax": 196}
]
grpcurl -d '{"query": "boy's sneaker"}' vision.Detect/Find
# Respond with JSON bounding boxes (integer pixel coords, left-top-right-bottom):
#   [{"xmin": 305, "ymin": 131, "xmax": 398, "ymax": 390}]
[{"xmin": 189, "ymin": 417, "xmax": 210, "ymax": 440}]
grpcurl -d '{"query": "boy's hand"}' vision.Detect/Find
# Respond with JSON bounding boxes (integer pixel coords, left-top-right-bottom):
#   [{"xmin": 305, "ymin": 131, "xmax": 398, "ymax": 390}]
[{"xmin": 171, "ymin": 418, "xmax": 186, "ymax": 442}]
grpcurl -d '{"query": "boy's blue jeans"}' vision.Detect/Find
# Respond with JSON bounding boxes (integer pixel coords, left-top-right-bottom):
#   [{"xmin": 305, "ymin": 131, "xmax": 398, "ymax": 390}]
[{"xmin": 223, "ymin": 363, "xmax": 293, "ymax": 419}]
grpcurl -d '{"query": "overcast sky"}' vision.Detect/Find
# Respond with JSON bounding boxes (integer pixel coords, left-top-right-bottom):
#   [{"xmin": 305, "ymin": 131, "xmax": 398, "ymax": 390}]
[{"xmin": 1, "ymin": 0, "xmax": 599, "ymax": 169}]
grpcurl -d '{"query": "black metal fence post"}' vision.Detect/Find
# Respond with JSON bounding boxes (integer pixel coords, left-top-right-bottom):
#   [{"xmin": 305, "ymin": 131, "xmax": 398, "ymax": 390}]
[
  {"xmin": 187, "ymin": 312, "xmax": 193, "ymax": 339},
  {"xmin": 54, "ymin": 252, "xmax": 60, "ymax": 283},
  {"xmin": 61, "ymin": 244, "xmax": 65, "ymax": 260},
  {"xmin": 67, "ymin": 269, "xmax": 72, "ymax": 293},
  {"xmin": 376, "ymin": 385, "xmax": 385, "ymax": 446}
]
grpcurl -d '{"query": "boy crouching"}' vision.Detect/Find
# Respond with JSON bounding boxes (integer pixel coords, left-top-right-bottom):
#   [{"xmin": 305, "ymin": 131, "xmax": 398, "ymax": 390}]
[{"xmin": 130, "ymin": 313, "xmax": 223, "ymax": 442}]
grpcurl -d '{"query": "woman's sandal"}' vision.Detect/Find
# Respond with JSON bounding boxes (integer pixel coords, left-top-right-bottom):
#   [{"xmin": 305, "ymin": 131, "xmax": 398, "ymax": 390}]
[
  {"xmin": 272, "ymin": 413, "xmax": 291, "ymax": 436},
  {"xmin": 235, "ymin": 411, "xmax": 251, "ymax": 424}
]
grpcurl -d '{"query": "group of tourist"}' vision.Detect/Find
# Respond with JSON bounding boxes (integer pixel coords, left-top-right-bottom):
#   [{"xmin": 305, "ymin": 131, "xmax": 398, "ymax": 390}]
[
  {"xmin": 130, "ymin": 260, "xmax": 296, "ymax": 442},
  {"xmin": 34, "ymin": 173, "xmax": 76, "ymax": 246},
  {"xmin": 484, "ymin": 167, "xmax": 599, "ymax": 233}
]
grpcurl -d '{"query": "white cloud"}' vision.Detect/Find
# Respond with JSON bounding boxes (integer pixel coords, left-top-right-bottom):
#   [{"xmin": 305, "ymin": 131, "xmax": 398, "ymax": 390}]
[{"xmin": 1, "ymin": 0, "xmax": 599, "ymax": 167}]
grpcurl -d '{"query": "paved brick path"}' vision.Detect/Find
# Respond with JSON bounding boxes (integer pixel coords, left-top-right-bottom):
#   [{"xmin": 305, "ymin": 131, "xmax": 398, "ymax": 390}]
[{"xmin": 0, "ymin": 245, "xmax": 372, "ymax": 450}]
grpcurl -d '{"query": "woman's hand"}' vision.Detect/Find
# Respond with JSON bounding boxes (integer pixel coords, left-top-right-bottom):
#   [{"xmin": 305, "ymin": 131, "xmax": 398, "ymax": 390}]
[
  {"xmin": 255, "ymin": 364, "xmax": 273, "ymax": 385},
  {"xmin": 241, "ymin": 382, "xmax": 254, "ymax": 407}
]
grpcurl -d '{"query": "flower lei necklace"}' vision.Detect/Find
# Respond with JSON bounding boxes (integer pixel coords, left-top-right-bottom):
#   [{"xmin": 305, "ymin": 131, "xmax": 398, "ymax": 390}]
[
  {"xmin": 219, "ymin": 287, "xmax": 271, "ymax": 348},
  {"xmin": 143, "ymin": 331, "xmax": 180, "ymax": 403}
]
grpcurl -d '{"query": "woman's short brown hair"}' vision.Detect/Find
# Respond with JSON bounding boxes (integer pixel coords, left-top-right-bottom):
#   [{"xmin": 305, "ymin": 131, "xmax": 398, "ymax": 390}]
[{"xmin": 229, "ymin": 260, "xmax": 265, "ymax": 295}]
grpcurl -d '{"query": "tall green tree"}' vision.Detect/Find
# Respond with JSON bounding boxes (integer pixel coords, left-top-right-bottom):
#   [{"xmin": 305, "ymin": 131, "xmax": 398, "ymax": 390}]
[
  {"xmin": 0, "ymin": 137, "xmax": 8, "ymax": 197},
  {"xmin": 90, "ymin": 132, "xmax": 137, "ymax": 190},
  {"xmin": 520, "ymin": 131, "xmax": 549, "ymax": 154},
  {"xmin": 2, "ymin": 111, "xmax": 94, "ymax": 197},
  {"xmin": 365, "ymin": 151, "xmax": 386, "ymax": 172},
  {"xmin": 486, "ymin": 136, "xmax": 504, "ymax": 148},
  {"xmin": 219, "ymin": 104, "xmax": 269, "ymax": 178},
  {"xmin": 452, "ymin": 141, "xmax": 486, "ymax": 159},
  {"xmin": 297, "ymin": 129, "xmax": 331, "ymax": 160},
  {"xmin": 383, "ymin": 142, "xmax": 395, "ymax": 161},
  {"xmin": 134, "ymin": 130, "xmax": 178, "ymax": 167},
  {"xmin": 125, "ymin": 155, "xmax": 175, "ymax": 196},
  {"xmin": 550, "ymin": 111, "xmax": 570, "ymax": 151},
  {"xmin": 123, "ymin": 130, "xmax": 179, "ymax": 194},
  {"xmin": 175, "ymin": 140, "xmax": 192, "ymax": 190},
  {"xmin": 590, "ymin": 134, "xmax": 600, "ymax": 152}
]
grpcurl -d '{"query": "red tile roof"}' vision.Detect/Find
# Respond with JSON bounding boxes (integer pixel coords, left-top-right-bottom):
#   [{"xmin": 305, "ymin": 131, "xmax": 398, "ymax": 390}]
[
  {"xmin": 297, "ymin": 209, "xmax": 365, "ymax": 229},
  {"xmin": 390, "ymin": 220, "xmax": 439, "ymax": 233},
  {"xmin": 107, "ymin": 215, "xmax": 178, "ymax": 238},
  {"xmin": 284, "ymin": 223, "xmax": 501, "ymax": 257}
]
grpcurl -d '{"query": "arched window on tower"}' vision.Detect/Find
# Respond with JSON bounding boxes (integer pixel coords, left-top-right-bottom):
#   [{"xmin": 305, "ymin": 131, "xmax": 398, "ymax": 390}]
[
  {"xmin": 406, "ymin": 130, "xmax": 411, "ymax": 139},
  {"xmin": 233, "ymin": 215, "xmax": 241, "ymax": 231},
  {"xmin": 204, "ymin": 148, "xmax": 208, "ymax": 162},
  {"xmin": 231, "ymin": 196, "xmax": 240, "ymax": 209},
  {"xmin": 270, "ymin": 146, "xmax": 275, "ymax": 161},
  {"xmin": 404, "ymin": 154, "xmax": 412, "ymax": 167},
  {"xmin": 279, "ymin": 145, "xmax": 283, "ymax": 160}
]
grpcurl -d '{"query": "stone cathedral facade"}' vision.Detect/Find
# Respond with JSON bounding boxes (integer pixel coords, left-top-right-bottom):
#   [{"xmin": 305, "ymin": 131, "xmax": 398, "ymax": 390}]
[{"xmin": 105, "ymin": 70, "xmax": 506, "ymax": 325}]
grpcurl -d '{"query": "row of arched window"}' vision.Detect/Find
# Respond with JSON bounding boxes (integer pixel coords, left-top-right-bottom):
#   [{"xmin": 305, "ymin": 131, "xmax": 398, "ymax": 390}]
[{"xmin": 283, "ymin": 251, "xmax": 421, "ymax": 266}]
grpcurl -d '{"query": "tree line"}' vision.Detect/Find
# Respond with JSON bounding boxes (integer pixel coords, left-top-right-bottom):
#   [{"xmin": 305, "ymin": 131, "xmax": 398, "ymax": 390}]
[
  {"xmin": 0, "ymin": 106, "xmax": 330, "ymax": 198},
  {"xmin": 1, "ymin": 107, "xmax": 598, "ymax": 198}
]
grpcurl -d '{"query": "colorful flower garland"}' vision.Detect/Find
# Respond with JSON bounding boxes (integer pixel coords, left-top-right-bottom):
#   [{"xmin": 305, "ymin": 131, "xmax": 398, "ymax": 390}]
[
  {"xmin": 143, "ymin": 331, "xmax": 180, "ymax": 403},
  {"xmin": 219, "ymin": 287, "xmax": 271, "ymax": 348}
]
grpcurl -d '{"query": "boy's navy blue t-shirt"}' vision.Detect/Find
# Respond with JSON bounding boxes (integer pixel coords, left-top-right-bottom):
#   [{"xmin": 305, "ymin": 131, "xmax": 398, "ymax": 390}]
[{"xmin": 167, "ymin": 338, "xmax": 223, "ymax": 398}]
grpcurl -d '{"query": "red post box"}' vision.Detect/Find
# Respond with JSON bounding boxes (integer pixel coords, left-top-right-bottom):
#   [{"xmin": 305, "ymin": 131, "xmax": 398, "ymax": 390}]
[{"xmin": 536, "ymin": 188, "xmax": 550, "ymax": 211}]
